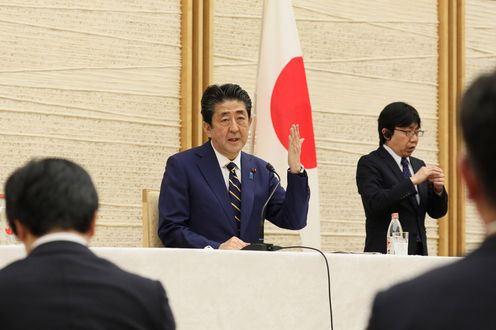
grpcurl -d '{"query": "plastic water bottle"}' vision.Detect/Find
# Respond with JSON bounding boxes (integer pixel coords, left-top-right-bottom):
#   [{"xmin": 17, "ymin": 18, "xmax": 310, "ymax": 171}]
[{"xmin": 386, "ymin": 212, "xmax": 403, "ymax": 254}]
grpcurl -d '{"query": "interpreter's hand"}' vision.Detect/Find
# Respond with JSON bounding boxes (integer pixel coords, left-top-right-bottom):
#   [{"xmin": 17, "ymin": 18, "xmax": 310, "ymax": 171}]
[
  {"xmin": 428, "ymin": 167, "xmax": 445, "ymax": 193},
  {"xmin": 219, "ymin": 236, "xmax": 249, "ymax": 250},
  {"xmin": 288, "ymin": 124, "xmax": 304, "ymax": 173},
  {"xmin": 411, "ymin": 165, "xmax": 445, "ymax": 192}
]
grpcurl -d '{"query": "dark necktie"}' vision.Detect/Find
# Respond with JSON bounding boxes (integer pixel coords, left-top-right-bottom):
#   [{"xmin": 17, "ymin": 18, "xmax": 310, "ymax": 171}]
[
  {"xmin": 401, "ymin": 157, "xmax": 412, "ymax": 179},
  {"xmin": 402, "ymin": 158, "xmax": 421, "ymax": 242},
  {"xmin": 226, "ymin": 162, "xmax": 241, "ymax": 224}
]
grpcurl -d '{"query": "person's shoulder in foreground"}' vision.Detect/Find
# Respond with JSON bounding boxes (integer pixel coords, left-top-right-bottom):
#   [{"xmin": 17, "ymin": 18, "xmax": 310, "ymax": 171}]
[
  {"xmin": 0, "ymin": 158, "xmax": 175, "ymax": 330},
  {"xmin": 368, "ymin": 238, "xmax": 496, "ymax": 330}
]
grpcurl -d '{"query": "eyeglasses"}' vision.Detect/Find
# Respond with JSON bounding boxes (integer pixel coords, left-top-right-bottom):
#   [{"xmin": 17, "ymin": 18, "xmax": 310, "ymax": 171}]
[{"xmin": 394, "ymin": 128, "xmax": 425, "ymax": 137}]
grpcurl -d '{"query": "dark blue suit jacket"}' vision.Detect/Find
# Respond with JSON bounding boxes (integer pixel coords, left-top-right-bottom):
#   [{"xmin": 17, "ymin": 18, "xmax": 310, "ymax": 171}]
[{"xmin": 158, "ymin": 142, "xmax": 310, "ymax": 248}]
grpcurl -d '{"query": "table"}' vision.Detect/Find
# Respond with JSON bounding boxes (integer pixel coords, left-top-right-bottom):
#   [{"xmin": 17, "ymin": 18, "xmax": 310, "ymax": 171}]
[{"xmin": 0, "ymin": 246, "xmax": 457, "ymax": 329}]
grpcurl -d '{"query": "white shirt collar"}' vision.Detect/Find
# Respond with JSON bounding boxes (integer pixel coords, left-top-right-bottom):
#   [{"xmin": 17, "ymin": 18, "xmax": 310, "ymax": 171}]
[
  {"xmin": 210, "ymin": 141, "xmax": 241, "ymax": 170},
  {"xmin": 31, "ymin": 232, "xmax": 88, "ymax": 251},
  {"xmin": 383, "ymin": 144, "xmax": 408, "ymax": 169}
]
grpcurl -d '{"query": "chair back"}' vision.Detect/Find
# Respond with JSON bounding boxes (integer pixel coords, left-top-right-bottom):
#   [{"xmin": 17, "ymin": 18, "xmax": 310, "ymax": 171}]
[{"xmin": 142, "ymin": 189, "xmax": 163, "ymax": 247}]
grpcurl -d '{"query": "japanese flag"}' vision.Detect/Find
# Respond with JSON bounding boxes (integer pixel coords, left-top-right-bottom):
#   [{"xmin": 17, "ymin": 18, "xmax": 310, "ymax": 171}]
[{"xmin": 253, "ymin": 0, "xmax": 321, "ymax": 248}]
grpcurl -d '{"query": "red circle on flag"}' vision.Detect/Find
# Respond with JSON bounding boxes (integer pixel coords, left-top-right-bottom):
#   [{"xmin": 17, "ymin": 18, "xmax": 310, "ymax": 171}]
[{"xmin": 270, "ymin": 56, "xmax": 317, "ymax": 169}]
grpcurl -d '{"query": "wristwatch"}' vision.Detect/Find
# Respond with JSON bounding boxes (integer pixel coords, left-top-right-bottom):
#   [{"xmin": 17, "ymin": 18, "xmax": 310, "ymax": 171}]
[{"xmin": 288, "ymin": 165, "xmax": 305, "ymax": 175}]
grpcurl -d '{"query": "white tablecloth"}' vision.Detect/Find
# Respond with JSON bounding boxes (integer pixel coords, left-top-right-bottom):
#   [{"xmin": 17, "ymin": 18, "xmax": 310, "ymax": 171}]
[{"xmin": 0, "ymin": 246, "xmax": 457, "ymax": 330}]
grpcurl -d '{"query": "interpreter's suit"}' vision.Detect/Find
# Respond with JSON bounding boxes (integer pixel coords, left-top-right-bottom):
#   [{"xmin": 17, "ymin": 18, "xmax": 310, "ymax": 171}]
[
  {"xmin": 356, "ymin": 146, "xmax": 448, "ymax": 255},
  {"xmin": 0, "ymin": 241, "xmax": 175, "ymax": 330},
  {"xmin": 158, "ymin": 142, "xmax": 310, "ymax": 248}
]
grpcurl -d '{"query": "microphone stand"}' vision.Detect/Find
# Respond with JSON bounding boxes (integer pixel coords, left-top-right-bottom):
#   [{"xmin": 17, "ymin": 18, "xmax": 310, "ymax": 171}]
[{"xmin": 242, "ymin": 163, "xmax": 281, "ymax": 251}]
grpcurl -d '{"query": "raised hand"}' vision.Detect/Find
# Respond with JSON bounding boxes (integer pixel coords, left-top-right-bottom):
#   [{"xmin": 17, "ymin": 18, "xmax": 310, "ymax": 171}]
[
  {"xmin": 288, "ymin": 124, "xmax": 304, "ymax": 173},
  {"xmin": 411, "ymin": 165, "xmax": 445, "ymax": 192}
]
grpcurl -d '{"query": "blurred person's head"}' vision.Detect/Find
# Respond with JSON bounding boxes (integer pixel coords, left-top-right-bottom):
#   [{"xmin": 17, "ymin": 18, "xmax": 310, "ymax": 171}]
[
  {"xmin": 460, "ymin": 71, "xmax": 496, "ymax": 224},
  {"xmin": 378, "ymin": 102, "xmax": 423, "ymax": 158},
  {"xmin": 201, "ymin": 83, "xmax": 253, "ymax": 160},
  {"xmin": 4, "ymin": 158, "xmax": 98, "ymax": 252}
]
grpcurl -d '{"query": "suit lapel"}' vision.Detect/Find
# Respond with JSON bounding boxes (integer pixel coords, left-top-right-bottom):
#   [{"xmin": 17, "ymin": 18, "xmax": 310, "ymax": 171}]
[
  {"xmin": 196, "ymin": 142, "xmax": 234, "ymax": 224},
  {"xmin": 240, "ymin": 152, "xmax": 255, "ymax": 237},
  {"xmin": 378, "ymin": 147, "xmax": 418, "ymax": 210},
  {"xmin": 377, "ymin": 147, "xmax": 404, "ymax": 182}
]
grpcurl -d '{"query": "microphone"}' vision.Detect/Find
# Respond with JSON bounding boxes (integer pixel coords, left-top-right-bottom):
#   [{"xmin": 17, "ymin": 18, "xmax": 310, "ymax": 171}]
[{"xmin": 242, "ymin": 163, "xmax": 281, "ymax": 251}]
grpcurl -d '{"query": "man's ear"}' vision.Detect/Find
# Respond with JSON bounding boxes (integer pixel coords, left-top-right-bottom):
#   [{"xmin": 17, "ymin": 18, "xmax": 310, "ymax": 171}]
[
  {"xmin": 460, "ymin": 154, "xmax": 479, "ymax": 201},
  {"xmin": 203, "ymin": 121, "xmax": 212, "ymax": 137},
  {"xmin": 88, "ymin": 213, "xmax": 97, "ymax": 238},
  {"xmin": 382, "ymin": 128, "xmax": 391, "ymax": 140},
  {"xmin": 14, "ymin": 220, "xmax": 38, "ymax": 254},
  {"xmin": 14, "ymin": 220, "xmax": 27, "ymax": 241}
]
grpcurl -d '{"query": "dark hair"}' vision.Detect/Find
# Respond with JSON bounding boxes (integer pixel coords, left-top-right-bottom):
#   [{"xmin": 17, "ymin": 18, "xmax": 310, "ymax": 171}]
[
  {"xmin": 460, "ymin": 71, "xmax": 496, "ymax": 206},
  {"xmin": 4, "ymin": 158, "xmax": 99, "ymax": 236},
  {"xmin": 377, "ymin": 102, "xmax": 421, "ymax": 145},
  {"xmin": 200, "ymin": 83, "xmax": 252, "ymax": 124}
]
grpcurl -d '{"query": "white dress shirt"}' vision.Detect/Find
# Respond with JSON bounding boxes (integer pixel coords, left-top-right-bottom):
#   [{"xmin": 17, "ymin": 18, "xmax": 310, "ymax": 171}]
[{"xmin": 211, "ymin": 141, "xmax": 242, "ymax": 190}]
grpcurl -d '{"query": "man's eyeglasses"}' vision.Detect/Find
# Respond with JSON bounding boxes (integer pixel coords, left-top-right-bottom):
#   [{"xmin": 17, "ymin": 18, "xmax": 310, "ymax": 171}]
[{"xmin": 394, "ymin": 128, "xmax": 425, "ymax": 137}]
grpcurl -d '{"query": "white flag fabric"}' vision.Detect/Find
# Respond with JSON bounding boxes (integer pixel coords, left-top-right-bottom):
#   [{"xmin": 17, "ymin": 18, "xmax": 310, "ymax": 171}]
[{"xmin": 253, "ymin": 0, "xmax": 321, "ymax": 248}]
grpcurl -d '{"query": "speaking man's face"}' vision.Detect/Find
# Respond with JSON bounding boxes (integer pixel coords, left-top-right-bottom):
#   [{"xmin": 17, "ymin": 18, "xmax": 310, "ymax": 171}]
[{"xmin": 203, "ymin": 100, "xmax": 252, "ymax": 160}]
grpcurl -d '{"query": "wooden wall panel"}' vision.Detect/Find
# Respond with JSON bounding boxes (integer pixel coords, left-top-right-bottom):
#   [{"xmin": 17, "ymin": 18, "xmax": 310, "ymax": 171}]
[
  {"xmin": 0, "ymin": 1, "xmax": 182, "ymax": 246},
  {"xmin": 463, "ymin": 0, "xmax": 496, "ymax": 253}
]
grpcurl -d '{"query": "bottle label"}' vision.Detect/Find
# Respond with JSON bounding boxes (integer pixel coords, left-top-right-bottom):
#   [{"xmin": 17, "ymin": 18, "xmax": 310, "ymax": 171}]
[{"xmin": 387, "ymin": 234, "xmax": 408, "ymax": 255}]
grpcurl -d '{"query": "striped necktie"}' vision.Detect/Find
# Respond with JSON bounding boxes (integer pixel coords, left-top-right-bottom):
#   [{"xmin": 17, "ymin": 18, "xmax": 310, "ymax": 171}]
[
  {"xmin": 226, "ymin": 162, "xmax": 241, "ymax": 224},
  {"xmin": 401, "ymin": 157, "xmax": 412, "ymax": 179}
]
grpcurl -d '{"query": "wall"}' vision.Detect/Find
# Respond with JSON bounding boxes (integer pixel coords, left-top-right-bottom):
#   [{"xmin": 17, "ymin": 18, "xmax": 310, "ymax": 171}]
[
  {"xmin": 213, "ymin": 0, "xmax": 440, "ymax": 253},
  {"xmin": 3, "ymin": 1, "xmax": 488, "ymax": 253},
  {"xmin": 0, "ymin": 1, "xmax": 182, "ymax": 246},
  {"xmin": 464, "ymin": 0, "xmax": 496, "ymax": 253}
]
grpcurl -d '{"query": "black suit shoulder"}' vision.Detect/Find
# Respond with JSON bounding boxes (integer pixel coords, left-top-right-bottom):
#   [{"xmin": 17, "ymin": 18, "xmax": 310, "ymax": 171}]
[
  {"xmin": 368, "ymin": 237, "xmax": 496, "ymax": 330},
  {"xmin": 0, "ymin": 242, "xmax": 175, "ymax": 330},
  {"xmin": 358, "ymin": 147, "xmax": 423, "ymax": 166}
]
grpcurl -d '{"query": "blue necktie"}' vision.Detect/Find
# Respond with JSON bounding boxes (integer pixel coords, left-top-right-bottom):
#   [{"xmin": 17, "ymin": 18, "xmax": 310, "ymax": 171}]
[
  {"xmin": 401, "ymin": 158, "xmax": 412, "ymax": 179},
  {"xmin": 226, "ymin": 162, "xmax": 241, "ymax": 225}
]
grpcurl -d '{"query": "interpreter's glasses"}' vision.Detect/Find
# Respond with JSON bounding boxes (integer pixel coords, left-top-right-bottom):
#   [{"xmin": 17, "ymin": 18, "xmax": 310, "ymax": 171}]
[{"xmin": 394, "ymin": 128, "xmax": 425, "ymax": 138}]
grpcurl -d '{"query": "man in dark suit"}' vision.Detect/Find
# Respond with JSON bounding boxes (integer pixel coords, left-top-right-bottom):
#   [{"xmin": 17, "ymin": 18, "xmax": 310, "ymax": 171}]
[
  {"xmin": 367, "ymin": 70, "xmax": 496, "ymax": 330},
  {"xmin": 356, "ymin": 102, "xmax": 448, "ymax": 255},
  {"xmin": 158, "ymin": 83, "xmax": 310, "ymax": 249},
  {"xmin": 0, "ymin": 158, "xmax": 175, "ymax": 330}
]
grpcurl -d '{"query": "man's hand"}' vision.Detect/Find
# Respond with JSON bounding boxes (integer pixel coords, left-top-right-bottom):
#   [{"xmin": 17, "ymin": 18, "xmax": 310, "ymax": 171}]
[
  {"xmin": 411, "ymin": 165, "xmax": 445, "ymax": 192},
  {"xmin": 288, "ymin": 124, "xmax": 304, "ymax": 173},
  {"xmin": 219, "ymin": 236, "xmax": 249, "ymax": 250},
  {"xmin": 428, "ymin": 167, "xmax": 445, "ymax": 193}
]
